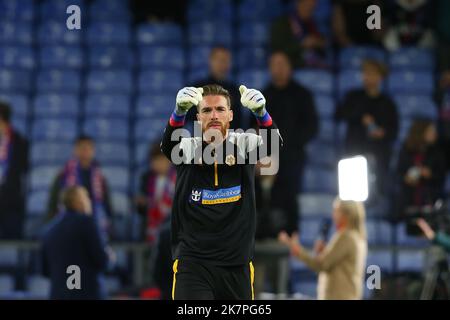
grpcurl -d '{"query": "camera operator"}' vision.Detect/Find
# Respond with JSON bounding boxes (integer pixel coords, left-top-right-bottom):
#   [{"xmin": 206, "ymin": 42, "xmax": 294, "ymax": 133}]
[
  {"xmin": 417, "ymin": 218, "xmax": 450, "ymax": 252},
  {"xmin": 397, "ymin": 120, "xmax": 446, "ymax": 219}
]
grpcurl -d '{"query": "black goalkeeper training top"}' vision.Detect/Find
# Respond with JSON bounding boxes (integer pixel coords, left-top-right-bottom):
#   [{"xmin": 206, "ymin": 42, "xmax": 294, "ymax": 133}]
[{"xmin": 161, "ymin": 115, "xmax": 281, "ymax": 266}]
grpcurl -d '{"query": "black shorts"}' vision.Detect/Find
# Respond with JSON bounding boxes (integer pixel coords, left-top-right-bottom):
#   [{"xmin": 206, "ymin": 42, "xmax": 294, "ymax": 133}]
[{"xmin": 172, "ymin": 259, "xmax": 255, "ymax": 300}]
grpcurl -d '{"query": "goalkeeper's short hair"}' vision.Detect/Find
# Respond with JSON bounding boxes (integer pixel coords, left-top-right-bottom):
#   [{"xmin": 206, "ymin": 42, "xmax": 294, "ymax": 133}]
[{"xmin": 198, "ymin": 84, "xmax": 232, "ymax": 110}]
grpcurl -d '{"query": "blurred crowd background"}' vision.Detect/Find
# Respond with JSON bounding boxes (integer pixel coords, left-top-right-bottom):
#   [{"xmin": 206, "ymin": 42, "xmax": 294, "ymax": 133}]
[{"xmin": 0, "ymin": 0, "xmax": 450, "ymax": 299}]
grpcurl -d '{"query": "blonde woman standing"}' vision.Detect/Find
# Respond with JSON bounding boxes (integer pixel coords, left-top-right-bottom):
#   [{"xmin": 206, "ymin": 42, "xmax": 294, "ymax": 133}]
[{"xmin": 279, "ymin": 198, "xmax": 368, "ymax": 300}]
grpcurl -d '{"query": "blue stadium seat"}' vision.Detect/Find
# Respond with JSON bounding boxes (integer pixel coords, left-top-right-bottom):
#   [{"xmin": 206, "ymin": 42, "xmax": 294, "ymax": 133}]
[
  {"xmin": 398, "ymin": 119, "xmax": 412, "ymax": 142},
  {"xmin": 39, "ymin": 45, "xmax": 84, "ymax": 69},
  {"xmin": 27, "ymin": 190, "xmax": 50, "ymax": 216},
  {"xmin": 29, "ymin": 166, "xmax": 60, "ymax": 191},
  {"xmin": 397, "ymin": 250, "xmax": 425, "ymax": 273},
  {"xmin": 367, "ymin": 249, "xmax": 393, "ymax": 273},
  {"xmin": 11, "ymin": 117, "xmax": 27, "ymax": 137},
  {"xmin": 86, "ymin": 70, "xmax": 133, "ymax": 94},
  {"xmin": 187, "ymin": 68, "xmax": 210, "ymax": 84},
  {"xmin": 33, "ymin": 94, "xmax": 79, "ymax": 118},
  {"xmin": 134, "ymin": 119, "xmax": 166, "ymax": 142},
  {"xmin": 0, "ymin": 94, "xmax": 29, "ymax": 117},
  {"xmin": 237, "ymin": 47, "xmax": 267, "ymax": 70},
  {"xmin": 188, "ymin": 45, "xmax": 213, "ymax": 69},
  {"xmin": 89, "ymin": 0, "xmax": 131, "ymax": 22},
  {"xmin": 0, "ymin": 69, "xmax": 32, "ymax": 92},
  {"xmin": 366, "ymin": 219, "xmax": 379, "ymax": 246},
  {"xmin": 136, "ymin": 23, "xmax": 183, "ymax": 46},
  {"xmin": 40, "ymin": 0, "xmax": 85, "ymax": 20},
  {"xmin": 389, "ymin": 48, "xmax": 434, "ymax": 70},
  {"xmin": 302, "ymin": 166, "xmax": 337, "ymax": 194},
  {"xmin": 0, "ymin": 46, "xmax": 35, "ymax": 69},
  {"xmin": 238, "ymin": 22, "xmax": 269, "ymax": 46},
  {"xmin": 84, "ymin": 94, "xmax": 130, "ymax": 118},
  {"xmin": 294, "ymin": 70, "xmax": 334, "ymax": 95},
  {"xmin": 134, "ymin": 142, "xmax": 150, "ymax": 167},
  {"xmin": 388, "ymin": 71, "xmax": 434, "ymax": 94},
  {"xmin": 27, "ymin": 275, "xmax": 50, "ymax": 299},
  {"xmin": 312, "ymin": 0, "xmax": 331, "ymax": 22},
  {"xmin": 300, "ymin": 217, "xmax": 323, "ymax": 246},
  {"xmin": 339, "ymin": 46, "xmax": 386, "ymax": 69},
  {"xmin": 187, "ymin": 0, "xmax": 233, "ymax": 22},
  {"xmin": 36, "ymin": 69, "xmax": 81, "ymax": 93},
  {"xmin": 138, "ymin": 70, "xmax": 183, "ymax": 95},
  {"xmin": 0, "ymin": 0, "xmax": 34, "ymax": 21},
  {"xmin": 96, "ymin": 142, "xmax": 130, "ymax": 166},
  {"xmin": 393, "ymin": 95, "xmax": 437, "ymax": 120},
  {"xmin": 38, "ymin": 21, "xmax": 83, "ymax": 45},
  {"xmin": 83, "ymin": 119, "xmax": 129, "ymax": 141},
  {"xmin": 238, "ymin": 0, "xmax": 283, "ymax": 21},
  {"xmin": 86, "ymin": 22, "xmax": 131, "ymax": 45},
  {"xmin": 88, "ymin": 46, "xmax": 135, "ymax": 69},
  {"xmin": 111, "ymin": 192, "xmax": 131, "ymax": 216},
  {"xmin": 104, "ymin": 275, "xmax": 122, "ymax": 295},
  {"xmin": 0, "ymin": 21, "xmax": 33, "ymax": 45},
  {"xmin": 0, "ymin": 248, "xmax": 18, "ymax": 266},
  {"xmin": 377, "ymin": 220, "xmax": 393, "ymax": 245},
  {"xmin": 188, "ymin": 21, "xmax": 232, "ymax": 46},
  {"xmin": 313, "ymin": 95, "xmax": 334, "ymax": 119},
  {"xmin": 31, "ymin": 142, "xmax": 72, "ymax": 166},
  {"xmin": 101, "ymin": 166, "xmax": 129, "ymax": 192},
  {"xmin": 0, "ymin": 275, "xmax": 14, "ymax": 296},
  {"xmin": 305, "ymin": 141, "xmax": 336, "ymax": 167},
  {"xmin": 139, "ymin": 46, "xmax": 184, "ymax": 69},
  {"xmin": 135, "ymin": 95, "xmax": 173, "ymax": 118},
  {"xmin": 317, "ymin": 119, "xmax": 336, "ymax": 142},
  {"xmin": 32, "ymin": 119, "xmax": 78, "ymax": 141},
  {"xmin": 292, "ymin": 280, "xmax": 317, "ymax": 299},
  {"xmin": 237, "ymin": 70, "xmax": 270, "ymax": 90},
  {"xmin": 299, "ymin": 193, "xmax": 335, "ymax": 217},
  {"xmin": 337, "ymin": 69, "xmax": 363, "ymax": 99}
]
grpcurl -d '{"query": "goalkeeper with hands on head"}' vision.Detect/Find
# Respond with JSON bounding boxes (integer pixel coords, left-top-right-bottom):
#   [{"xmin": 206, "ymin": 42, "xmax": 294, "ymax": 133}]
[{"xmin": 161, "ymin": 84, "xmax": 282, "ymax": 300}]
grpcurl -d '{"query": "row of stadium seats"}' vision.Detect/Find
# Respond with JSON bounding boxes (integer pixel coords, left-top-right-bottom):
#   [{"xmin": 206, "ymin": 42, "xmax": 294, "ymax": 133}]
[
  {"xmin": 0, "ymin": 0, "xmax": 292, "ymax": 24},
  {"xmin": 0, "ymin": 68, "xmax": 438, "ymax": 98},
  {"xmin": 0, "ymin": 45, "xmax": 436, "ymax": 72}
]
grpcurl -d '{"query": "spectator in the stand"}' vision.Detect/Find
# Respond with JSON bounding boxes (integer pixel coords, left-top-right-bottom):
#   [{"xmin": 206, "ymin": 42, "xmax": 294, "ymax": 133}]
[
  {"xmin": 335, "ymin": 59, "xmax": 398, "ymax": 195},
  {"xmin": 130, "ymin": 0, "xmax": 187, "ymax": 25},
  {"xmin": 383, "ymin": 0, "xmax": 436, "ymax": 51},
  {"xmin": 47, "ymin": 135, "xmax": 113, "ymax": 237},
  {"xmin": 262, "ymin": 51, "xmax": 318, "ymax": 236},
  {"xmin": 397, "ymin": 120, "xmax": 446, "ymax": 216},
  {"xmin": 417, "ymin": 218, "xmax": 450, "ymax": 252},
  {"xmin": 189, "ymin": 46, "xmax": 252, "ymax": 130},
  {"xmin": 279, "ymin": 198, "xmax": 368, "ymax": 300},
  {"xmin": 270, "ymin": 0, "xmax": 328, "ymax": 68},
  {"xmin": 135, "ymin": 142, "xmax": 176, "ymax": 244},
  {"xmin": 434, "ymin": 69, "xmax": 450, "ymax": 171},
  {"xmin": 0, "ymin": 101, "xmax": 28, "ymax": 239},
  {"xmin": 332, "ymin": 0, "xmax": 384, "ymax": 47},
  {"xmin": 42, "ymin": 186, "xmax": 115, "ymax": 300}
]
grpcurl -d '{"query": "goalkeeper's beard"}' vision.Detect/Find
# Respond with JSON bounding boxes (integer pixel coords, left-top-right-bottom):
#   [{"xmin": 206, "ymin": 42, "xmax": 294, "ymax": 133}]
[{"xmin": 203, "ymin": 121, "xmax": 230, "ymax": 144}]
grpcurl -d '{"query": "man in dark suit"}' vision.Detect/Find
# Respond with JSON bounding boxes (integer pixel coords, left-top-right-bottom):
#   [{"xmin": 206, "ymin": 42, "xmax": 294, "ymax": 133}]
[
  {"xmin": 0, "ymin": 101, "xmax": 28, "ymax": 239},
  {"xmin": 261, "ymin": 51, "xmax": 319, "ymax": 236},
  {"xmin": 42, "ymin": 186, "xmax": 115, "ymax": 299},
  {"xmin": 188, "ymin": 46, "xmax": 253, "ymax": 131}
]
